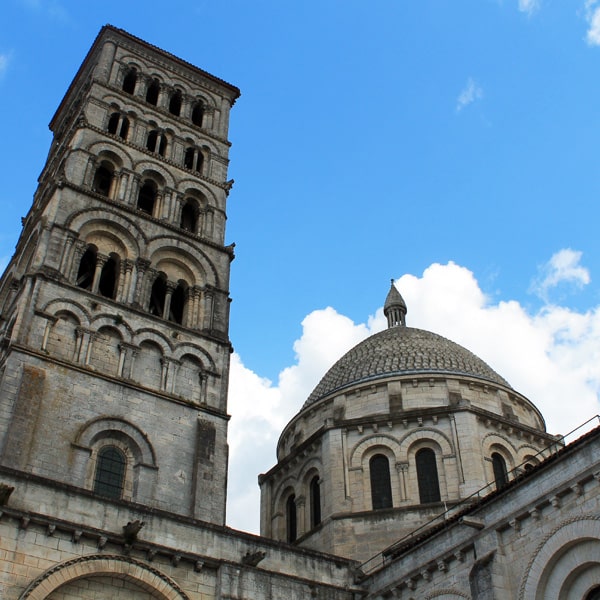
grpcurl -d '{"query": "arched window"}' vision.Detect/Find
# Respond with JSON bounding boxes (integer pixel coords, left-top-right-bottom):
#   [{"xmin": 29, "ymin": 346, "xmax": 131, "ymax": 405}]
[
  {"xmin": 416, "ymin": 448, "xmax": 441, "ymax": 503},
  {"xmin": 149, "ymin": 275, "xmax": 167, "ymax": 317},
  {"xmin": 146, "ymin": 79, "xmax": 160, "ymax": 105},
  {"xmin": 492, "ymin": 452, "xmax": 509, "ymax": 489},
  {"xmin": 107, "ymin": 113, "xmax": 129, "ymax": 140},
  {"xmin": 92, "ymin": 164, "xmax": 113, "ymax": 197},
  {"xmin": 169, "ymin": 281, "xmax": 187, "ymax": 325},
  {"xmin": 137, "ymin": 181, "xmax": 157, "ymax": 215},
  {"xmin": 146, "ymin": 130, "xmax": 167, "ymax": 156},
  {"xmin": 183, "ymin": 147, "xmax": 204, "ymax": 173},
  {"xmin": 286, "ymin": 494, "xmax": 297, "ymax": 543},
  {"xmin": 76, "ymin": 247, "xmax": 96, "ymax": 290},
  {"xmin": 122, "ymin": 68, "xmax": 137, "ymax": 94},
  {"xmin": 169, "ymin": 90, "xmax": 182, "ymax": 116},
  {"xmin": 310, "ymin": 476, "xmax": 321, "ymax": 528},
  {"xmin": 191, "ymin": 102, "xmax": 204, "ymax": 127},
  {"xmin": 93, "ymin": 446, "xmax": 126, "ymax": 499},
  {"xmin": 98, "ymin": 255, "xmax": 119, "ymax": 299},
  {"xmin": 180, "ymin": 199, "xmax": 199, "ymax": 233},
  {"xmin": 370, "ymin": 453, "xmax": 392, "ymax": 510}
]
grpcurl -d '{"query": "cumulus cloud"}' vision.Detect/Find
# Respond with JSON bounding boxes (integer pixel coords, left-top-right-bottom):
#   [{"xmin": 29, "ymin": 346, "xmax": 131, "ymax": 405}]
[
  {"xmin": 456, "ymin": 77, "xmax": 484, "ymax": 112},
  {"xmin": 585, "ymin": 0, "xmax": 600, "ymax": 45},
  {"xmin": 226, "ymin": 258, "xmax": 600, "ymax": 533},
  {"xmin": 518, "ymin": 0, "xmax": 541, "ymax": 16},
  {"xmin": 530, "ymin": 248, "xmax": 590, "ymax": 301}
]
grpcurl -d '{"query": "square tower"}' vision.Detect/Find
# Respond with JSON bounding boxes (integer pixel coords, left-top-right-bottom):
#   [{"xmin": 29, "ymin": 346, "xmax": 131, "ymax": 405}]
[{"xmin": 0, "ymin": 26, "xmax": 240, "ymax": 524}]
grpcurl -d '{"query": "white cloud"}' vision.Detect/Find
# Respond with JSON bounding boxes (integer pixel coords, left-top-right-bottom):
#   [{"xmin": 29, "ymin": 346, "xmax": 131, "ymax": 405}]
[
  {"xmin": 530, "ymin": 248, "xmax": 590, "ymax": 301},
  {"xmin": 456, "ymin": 77, "xmax": 484, "ymax": 112},
  {"xmin": 226, "ymin": 259, "xmax": 600, "ymax": 534},
  {"xmin": 518, "ymin": 0, "xmax": 541, "ymax": 16},
  {"xmin": 585, "ymin": 0, "xmax": 600, "ymax": 45}
]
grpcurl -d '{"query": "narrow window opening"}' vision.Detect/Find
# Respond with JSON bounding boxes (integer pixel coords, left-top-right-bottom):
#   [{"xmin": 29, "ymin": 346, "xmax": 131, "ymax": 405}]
[
  {"xmin": 195, "ymin": 151, "xmax": 204, "ymax": 174},
  {"xmin": 492, "ymin": 452, "xmax": 509, "ymax": 489},
  {"xmin": 137, "ymin": 181, "xmax": 156, "ymax": 215},
  {"xmin": 169, "ymin": 283, "xmax": 187, "ymax": 325},
  {"xmin": 107, "ymin": 113, "xmax": 120, "ymax": 135},
  {"xmin": 94, "ymin": 446, "xmax": 125, "ymax": 499},
  {"xmin": 180, "ymin": 200, "xmax": 198, "ymax": 233},
  {"xmin": 310, "ymin": 476, "xmax": 321, "ymax": 527},
  {"xmin": 76, "ymin": 248, "xmax": 96, "ymax": 290},
  {"xmin": 149, "ymin": 276, "xmax": 166, "ymax": 317},
  {"xmin": 158, "ymin": 134, "xmax": 167, "ymax": 157},
  {"xmin": 147, "ymin": 130, "xmax": 158, "ymax": 152},
  {"xmin": 119, "ymin": 116, "xmax": 129, "ymax": 140},
  {"xmin": 192, "ymin": 102, "xmax": 204, "ymax": 127},
  {"xmin": 122, "ymin": 69, "xmax": 137, "ymax": 94},
  {"xmin": 98, "ymin": 256, "xmax": 118, "ymax": 299},
  {"xmin": 370, "ymin": 454, "xmax": 392, "ymax": 510},
  {"xmin": 184, "ymin": 148, "xmax": 195, "ymax": 170},
  {"xmin": 169, "ymin": 91, "xmax": 182, "ymax": 116},
  {"xmin": 92, "ymin": 165, "xmax": 113, "ymax": 197},
  {"xmin": 416, "ymin": 448, "xmax": 441, "ymax": 503},
  {"xmin": 146, "ymin": 79, "xmax": 160, "ymax": 105},
  {"xmin": 286, "ymin": 494, "xmax": 297, "ymax": 543}
]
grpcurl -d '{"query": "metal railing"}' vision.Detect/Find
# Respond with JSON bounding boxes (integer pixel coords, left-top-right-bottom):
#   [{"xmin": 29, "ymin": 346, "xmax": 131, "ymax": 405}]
[{"xmin": 357, "ymin": 415, "xmax": 600, "ymax": 577}]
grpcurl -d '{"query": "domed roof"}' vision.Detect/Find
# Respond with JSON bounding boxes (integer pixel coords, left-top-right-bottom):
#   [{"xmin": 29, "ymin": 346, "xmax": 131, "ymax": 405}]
[{"xmin": 303, "ymin": 325, "xmax": 511, "ymax": 409}]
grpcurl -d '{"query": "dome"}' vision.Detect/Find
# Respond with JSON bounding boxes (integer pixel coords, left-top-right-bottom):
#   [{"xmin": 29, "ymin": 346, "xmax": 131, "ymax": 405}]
[{"xmin": 303, "ymin": 325, "xmax": 511, "ymax": 409}]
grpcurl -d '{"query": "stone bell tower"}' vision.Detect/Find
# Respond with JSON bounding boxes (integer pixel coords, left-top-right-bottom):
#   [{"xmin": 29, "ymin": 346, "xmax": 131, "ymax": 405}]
[{"xmin": 0, "ymin": 26, "xmax": 240, "ymax": 524}]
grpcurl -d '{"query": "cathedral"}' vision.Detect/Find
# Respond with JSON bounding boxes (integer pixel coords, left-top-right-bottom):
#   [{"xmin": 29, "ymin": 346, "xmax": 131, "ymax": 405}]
[{"xmin": 0, "ymin": 25, "xmax": 599, "ymax": 599}]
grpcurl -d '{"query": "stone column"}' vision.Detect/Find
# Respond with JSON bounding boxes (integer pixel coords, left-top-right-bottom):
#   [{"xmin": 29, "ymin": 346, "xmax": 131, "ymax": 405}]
[
  {"xmin": 91, "ymin": 253, "xmax": 108, "ymax": 294},
  {"xmin": 133, "ymin": 259, "xmax": 151, "ymax": 308},
  {"xmin": 163, "ymin": 281, "xmax": 176, "ymax": 321}
]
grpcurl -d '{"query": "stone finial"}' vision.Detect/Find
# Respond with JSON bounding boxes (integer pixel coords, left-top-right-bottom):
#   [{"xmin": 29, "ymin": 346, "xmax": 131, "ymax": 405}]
[{"xmin": 383, "ymin": 279, "xmax": 407, "ymax": 328}]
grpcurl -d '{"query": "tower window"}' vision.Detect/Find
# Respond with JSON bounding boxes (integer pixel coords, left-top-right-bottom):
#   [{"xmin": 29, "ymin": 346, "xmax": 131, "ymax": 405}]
[
  {"xmin": 416, "ymin": 448, "xmax": 441, "ymax": 503},
  {"xmin": 286, "ymin": 494, "xmax": 297, "ymax": 543},
  {"xmin": 92, "ymin": 164, "xmax": 113, "ymax": 197},
  {"xmin": 146, "ymin": 79, "xmax": 160, "ymax": 105},
  {"xmin": 370, "ymin": 453, "xmax": 392, "ymax": 510},
  {"xmin": 191, "ymin": 102, "xmax": 204, "ymax": 127},
  {"xmin": 122, "ymin": 69, "xmax": 137, "ymax": 94},
  {"xmin": 107, "ymin": 113, "xmax": 129, "ymax": 140},
  {"xmin": 310, "ymin": 475, "xmax": 321, "ymax": 528},
  {"xmin": 147, "ymin": 130, "xmax": 167, "ymax": 156},
  {"xmin": 492, "ymin": 452, "xmax": 509, "ymax": 489},
  {"xmin": 93, "ymin": 446, "xmax": 126, "ymax": 499},
  {"xmin": 76, "ymin": 247, "xmax": 96, "ymax": 290},
  {"xmin": 169, "ymin": 282, "xmax": 187, "ymax": 325},
  {"xmin": 180, "ymin": 199, "xmax": 199, "ymax": 234},
  {"xmin": 184, "ymin": 147, "xmax": 204, "ymax": 174},
  {"xmin": 149, "ymin": 276, "xmax": 167, "ymax": 317},
  {"xmin": 98, "ymin": 255, "xmax": 119, "ymax": 299},
  {"xmin": 169, "ymin": 91, "xmax": 182, "ymax": 116},
  {"xmin": 137, "ymin": 181, "xmax": 157, "ymax": 215}
]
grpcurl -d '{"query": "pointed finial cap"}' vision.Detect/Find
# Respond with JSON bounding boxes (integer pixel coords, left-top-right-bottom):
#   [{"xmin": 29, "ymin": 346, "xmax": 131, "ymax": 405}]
[{"xmin": 384, "ymin": 279, "xmax": 407, "ymax": 328}]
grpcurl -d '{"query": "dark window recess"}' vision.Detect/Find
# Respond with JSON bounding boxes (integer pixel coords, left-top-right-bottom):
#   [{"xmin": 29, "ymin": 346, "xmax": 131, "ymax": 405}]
[
  {"xmin": 492, "ymin": 452, "xmax": 509, "ymax": 489},
  {"xmin": 169, "ymin": 91, "xmax": 182, "ymax": 116},
  {"xmin": 122, "ymin": 69, "xmax": 137, "ymax": 94},
  {"xmin": 146, "ymin": 79, "xmax": 160, "ymax": 105},
  {"xmin": 370, "ymin": 454, "xmax": 393, "ymax": 509},
  {"xmin": 149, "ymin": 277, "xmax": 166, "ymax": 317},
  {"xmin": 586, "ymin": 587, "xmax": 600, "ymax": 600},
  {"xmin": 119, "ymin": 117, "xmax": 129, "ymax": 140},
  {"xmin": 169, "ymin": 283, "xmax": 186, "ymax": 325},
  {"xmin": 93, "ymin": 446, "xmax": 125, "ymax": 499},
  {"xmin": 99, "ymin": 256, "xmax": 118, "ymax": 299},
  {"xmin": 191, "ymin": 103, "xmax": 204, "ymax": 127},
  {"xmin": 92, "ymin": 166, "xmax": 113, "ymax": 197},
  {"xmin": 137, "ymin": 182, "xmax": 156, "ymax": 215},
  {"xmin": 107, "ymin": 113, "xmax": 120, "ymax": 135},
  {"xmin": 310, "ymin": 476, "xmax": 321, "ymax": 527},
  {"xmin": 76, "ymin": 248, "xmax": 96, "ymax": 290},
  {"xmin": 286, "ymin": 494, "xmax": 297, "ymax": 543},
  {"xmin": 416, "ymin": 448, "xmax": 441, "ymax": 503},
  {"xmin": 180, "ymin": 200, "xmax": 198, "ymax": 233}
]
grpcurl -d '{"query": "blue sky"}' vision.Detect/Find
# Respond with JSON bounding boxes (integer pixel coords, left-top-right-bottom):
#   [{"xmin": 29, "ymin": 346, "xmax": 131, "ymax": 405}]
[{"xmin": 1, "ymin": 0, "xmax": 600, "ymax": 533}]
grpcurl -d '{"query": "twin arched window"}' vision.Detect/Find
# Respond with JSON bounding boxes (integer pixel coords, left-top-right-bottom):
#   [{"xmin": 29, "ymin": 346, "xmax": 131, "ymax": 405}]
[
  {"xmin": 146, "ymin": 130, "xmax": 167, "ymax": 156},
  {"xmin": 148, "ymin": 275, "xmax": 188, "ymax": 325},
  {"xmin": 92, "ymin": 162, "xmax": 114, "ymax": 197},
  {"xmin": 184, "ymin": 147, "xmax": 204, "ymax": 174},
  {"xmin": 93, "ymin": 446, "xmax": 126, "ymax": 499},
  {"xmin": 107, "ymin": 112, "xmax": 129, "ymax": 140},
  {"xmin": 76, "ymin": 247, "xmax": 119, "ymax": 300}
]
